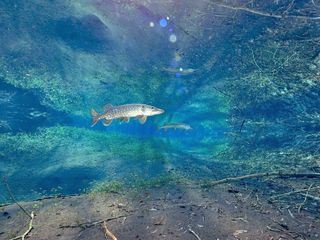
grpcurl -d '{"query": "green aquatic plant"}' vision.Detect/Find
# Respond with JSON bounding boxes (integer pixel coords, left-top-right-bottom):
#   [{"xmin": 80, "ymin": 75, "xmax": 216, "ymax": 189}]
[{"xmin": 89, "ymin": 180, "xmax": 124, "ymax": 195}]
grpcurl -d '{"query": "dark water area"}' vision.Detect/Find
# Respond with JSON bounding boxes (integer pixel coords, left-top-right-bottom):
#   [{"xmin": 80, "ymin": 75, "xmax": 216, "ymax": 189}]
[{"xmin": 0, "ymin": 0, "xmax": 319, "ymax": 215}]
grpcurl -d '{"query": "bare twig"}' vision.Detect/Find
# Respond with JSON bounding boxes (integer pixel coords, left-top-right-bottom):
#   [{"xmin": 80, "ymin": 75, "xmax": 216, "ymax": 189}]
[
  {"xmin": 269, "ymin": 186, "xmax": 320, "ymax": 200},
  {"xmin": 300, "ymin": 193, "xmax": 320, "ymax": 202},
  {"xmin": 287, "ymin": 208, "xmax": 295, "ymax": 219},
  {"xmin": 298, "ymin": 183, "xmax": 314, "ymax": 213},
  {"xmin": 188, "ymin": 227, "xmax": 201, "ymax": 240},
  {"xmin": 102, "ymin": 221, "xmax": 117, "ymax": 240},
  {"xmin": 9, "ymin": 211, "xmax": 34, "ymax": 240}
]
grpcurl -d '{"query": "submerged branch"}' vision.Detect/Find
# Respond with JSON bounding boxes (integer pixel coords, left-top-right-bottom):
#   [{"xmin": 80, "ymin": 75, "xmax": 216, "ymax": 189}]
[
  {"xmin": 203, "ymin": 172, "xmax": 320, "ymax": 187},
  {"xmin": 269, "ymin": 186, "xmax": 320, "ymax": 200},
  {"xmin": 59, "ymin": 215, "xmax": 130, "ymax": 229}
]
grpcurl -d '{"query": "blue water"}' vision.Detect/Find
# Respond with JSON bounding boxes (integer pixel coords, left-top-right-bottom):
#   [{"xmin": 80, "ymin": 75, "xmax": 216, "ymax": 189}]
[{"xmin": 0, "ymin": 0, "xmax": 320, "ymax": 204}]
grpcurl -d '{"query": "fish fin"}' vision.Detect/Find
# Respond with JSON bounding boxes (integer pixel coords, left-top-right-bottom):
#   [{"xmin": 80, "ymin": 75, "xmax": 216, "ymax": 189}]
[
  {"xmin": 137, "ymin": 115, "xmax": 147, "ymax": 124},
  {"xmin": 104, "ymin": 104, "xmax": 113, "ymax": 112},
  {"xmin": 90, "ymin": 109, "xmax": 100, "ymax": 127},
  {"xmin": 120, "ymin": 117, "xmax": 130, "ymax": 123},
  {"xmin": 103, "ymin": 119, "xmax": 112, "ymax": 126}
]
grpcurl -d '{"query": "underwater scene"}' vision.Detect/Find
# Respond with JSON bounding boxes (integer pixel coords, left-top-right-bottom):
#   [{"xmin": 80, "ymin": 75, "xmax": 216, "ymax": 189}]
[{"xmin": 0, "ymin": 0, "xmax": 320, "ymax": 239}]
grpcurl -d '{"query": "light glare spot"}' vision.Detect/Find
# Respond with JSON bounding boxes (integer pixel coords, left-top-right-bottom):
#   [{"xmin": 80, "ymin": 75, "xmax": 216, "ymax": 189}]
[
  {"xmin": 159, "ymin": 18, "xmax": 168, "ymax": 27},
  {"xmin": 169, "ymin": 34, "xmax": 177, "ymax": 43},
  {"xmin": 149, "ymin": 22, "xmax": 154, "ymax": 27}
]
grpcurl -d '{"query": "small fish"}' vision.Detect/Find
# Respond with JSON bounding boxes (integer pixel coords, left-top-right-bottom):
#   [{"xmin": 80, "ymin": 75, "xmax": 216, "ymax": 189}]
[
  {"xmin": 158, "ymin": 123, "xmax": 192, "ymax": 131},
  {"xmin": 29, "ymin": 110, "xmax": 47, "ymax": 118},
  {"xmin": 91, "ymin": 104, "xmax": 164, "ymax": 127},
  {"xmin": 162, "ymin": 67, "xmax": 198, "ymax": 75}
]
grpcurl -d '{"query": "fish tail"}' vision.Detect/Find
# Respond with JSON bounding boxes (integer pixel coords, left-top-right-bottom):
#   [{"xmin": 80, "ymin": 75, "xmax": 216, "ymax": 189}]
[{"xmin": 90, "ymin": 109, "xmax": 100, "ymax": 127}]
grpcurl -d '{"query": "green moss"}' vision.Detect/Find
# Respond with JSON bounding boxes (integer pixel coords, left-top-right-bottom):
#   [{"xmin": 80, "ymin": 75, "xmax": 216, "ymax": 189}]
[{"xmin": 89, "ymin": 180, "xmax": 124, "ymax": 195}]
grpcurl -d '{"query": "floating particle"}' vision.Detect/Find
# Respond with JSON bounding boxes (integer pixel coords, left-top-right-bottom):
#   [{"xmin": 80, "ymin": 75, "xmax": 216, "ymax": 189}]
[
  {"xmin": 159, "ymin": 18, "xmax": 168, "ymax": 27},
  {"xmin": 149, "ymin": 22, "xmax": 154, "ymax": 27},
  {"xmin": 174, "ymin": 52, "xmax": 182, "ymax": 62},
  {"xmin": 169, "ymin": 34, "xmax": 177, "ymax": 43},
  {"xmin": 179, "ymin": 67, "xmax": 183, "ymax": 72}
]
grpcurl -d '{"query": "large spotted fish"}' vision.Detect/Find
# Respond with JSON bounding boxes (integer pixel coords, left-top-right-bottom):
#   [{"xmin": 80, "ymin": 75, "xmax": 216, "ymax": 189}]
[{"xmin": 91, "ymin": 104, "xmax": 164, "ymax": 127}]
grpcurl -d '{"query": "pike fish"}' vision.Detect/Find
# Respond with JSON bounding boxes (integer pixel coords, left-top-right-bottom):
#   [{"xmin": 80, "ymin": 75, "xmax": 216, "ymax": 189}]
[
  {"xmin": 91, "ymin": 104, "xmax": 164, "ymax": 127},
  {"xmin": 158, "ymin": 123, "xmax": 192, "ymax": 131},
  {"xmin": 162, "ymin": 67, "xmax": 198, "ymax": 75}
]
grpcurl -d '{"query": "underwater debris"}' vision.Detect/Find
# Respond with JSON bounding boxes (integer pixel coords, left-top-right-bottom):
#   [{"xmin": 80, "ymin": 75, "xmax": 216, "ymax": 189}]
[
  {"xmin": 158, "ymin": 123, "xmax": 192, "ymax": 131},
  {"xmin": 90, "ymin": 104, "xmax": 164, "ymax": 127}
]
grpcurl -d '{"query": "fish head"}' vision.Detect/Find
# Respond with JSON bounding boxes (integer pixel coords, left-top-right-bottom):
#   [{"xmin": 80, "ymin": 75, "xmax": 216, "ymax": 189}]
[
  {"xmin": 141, "ymin": 105, "xmax": 164, "ymax": 116},
  {"xmin": 186, "ymin": 125, "xmax": 192, "ymax": 130}
]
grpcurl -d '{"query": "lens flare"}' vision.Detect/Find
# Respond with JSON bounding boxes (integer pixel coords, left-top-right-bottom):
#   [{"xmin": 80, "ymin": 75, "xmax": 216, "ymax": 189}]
[
  {"xmin": 169, "ymin": 34, "xmax": 177, "ymax": 43},
  {"xmin": 159, "ymin": 18, "xmax": 168, "ymax": 27}
]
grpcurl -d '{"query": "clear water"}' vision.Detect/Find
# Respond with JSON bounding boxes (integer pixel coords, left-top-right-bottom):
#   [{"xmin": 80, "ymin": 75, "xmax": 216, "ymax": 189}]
[{"xmin": 0, "ymin": 0, "xmax": 319, "ymax": 204}]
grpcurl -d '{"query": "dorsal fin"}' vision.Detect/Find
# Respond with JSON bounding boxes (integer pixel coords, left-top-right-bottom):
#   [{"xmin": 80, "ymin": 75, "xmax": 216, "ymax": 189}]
[{"xmin": 104, "ymin": 104, "xmax": 113, "ymax": 112}]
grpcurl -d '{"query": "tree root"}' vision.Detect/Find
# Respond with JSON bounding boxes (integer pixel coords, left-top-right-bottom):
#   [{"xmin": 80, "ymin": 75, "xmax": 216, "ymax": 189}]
[
  {"xmin": 202, "ymin": 172, "xmax": 320, "ymax": 187},
  {"xmin": 102, "ymin": 221, "xmax": 117, "ymax": 240},
  {"xmin": 9, "ymin": 211, "xmax": 34, "ymax": 240}
]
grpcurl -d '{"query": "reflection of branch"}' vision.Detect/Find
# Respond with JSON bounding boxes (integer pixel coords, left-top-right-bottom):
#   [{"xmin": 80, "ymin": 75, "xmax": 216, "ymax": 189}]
[
  {"xmin": 212, "ymin": 86, "xmax": 231, "ymax": 97},
  {"xmin": 250, "ymin": 48, "xmax": 262, "ymax": 72},
  {"xmin": 213, "ymin": 3, "xmax": 320, "ymax": 20},
  {"xmin": 3, "ymin": 177, "xmax": 35, "ymax": 240},
  {"xmin": 2, "ymin": 177, "xmax": 32, "ymax": 219}
]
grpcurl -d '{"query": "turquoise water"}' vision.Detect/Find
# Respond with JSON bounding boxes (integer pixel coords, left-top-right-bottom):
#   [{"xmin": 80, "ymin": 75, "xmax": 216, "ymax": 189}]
[{"xmin": 0, "ymin": 1, "xmax": 320, "ymax": 203}]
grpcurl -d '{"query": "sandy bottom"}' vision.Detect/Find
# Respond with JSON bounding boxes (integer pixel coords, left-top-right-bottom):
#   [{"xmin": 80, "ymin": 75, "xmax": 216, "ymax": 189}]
[{"xmin": 1, "ymin": 184, "xmax": 319, "ymax": 240}]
